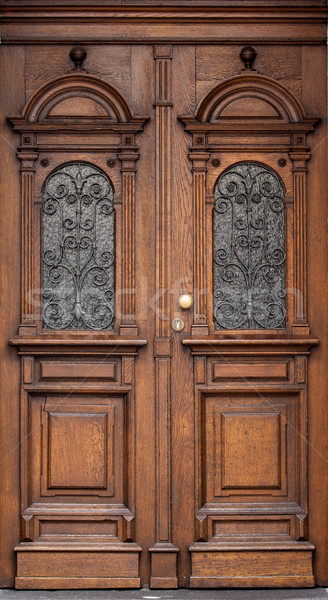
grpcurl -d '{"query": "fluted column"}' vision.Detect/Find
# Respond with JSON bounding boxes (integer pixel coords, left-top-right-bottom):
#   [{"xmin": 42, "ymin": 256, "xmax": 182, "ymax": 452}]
[
  {"xmin": 289, "ymin": 150, "xmax": 310, "ymax": 335},
  {"xmin": 118, "ymin": 149, "xmax": 139, "ymax": 336},
  {"xmin": 17, "ymin": 147, "xmax": 38, "ymax": 332},
  {"xmin": 189, "ymin": 151, "xmax": 210, "ymax": 336}
]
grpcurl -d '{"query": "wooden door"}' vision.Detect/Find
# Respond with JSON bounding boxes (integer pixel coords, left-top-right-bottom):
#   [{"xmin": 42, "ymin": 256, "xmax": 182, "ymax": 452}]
[{"xmin": 1, "ymin": 0, "xmax": 328, "ymax": 591}]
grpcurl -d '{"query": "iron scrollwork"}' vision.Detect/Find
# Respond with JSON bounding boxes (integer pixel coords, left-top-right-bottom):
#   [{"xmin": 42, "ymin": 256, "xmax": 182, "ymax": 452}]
[
  {"xmin": 42, "ymin": 162, "xmax": 114, "ymax": 330},
  {"xmin": 214, "ymin": 162, "xmax": 286, "ymax": 330}
]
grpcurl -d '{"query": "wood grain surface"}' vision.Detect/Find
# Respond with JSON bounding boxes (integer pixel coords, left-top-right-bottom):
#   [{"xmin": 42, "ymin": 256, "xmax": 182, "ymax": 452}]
[{"xmin": 0, "ymin": 0, "xmax": 327, "ymax": 590}]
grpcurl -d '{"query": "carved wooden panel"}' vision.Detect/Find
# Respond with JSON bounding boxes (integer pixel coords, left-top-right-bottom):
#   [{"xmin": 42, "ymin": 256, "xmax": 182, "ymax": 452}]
[
  {"xmin": 214, "ymin": 406, "xmax": 287, "ymax": 496},
  {"xmin": 211, "ymin": 516, "xmax": 292, "ymax": 540},
  {"xmin": 30, "ymin": 396, "xmax": 122, "ymax": 499},
  {"xmin": 39, "ymin": 360, "xmax": 118, "ymax": 382},
  {"xmin": 42, "ymin": 402, "xmax": 114, "ymax": 495},
  {"xmin": 204, "ymin": 394, "xmax": 290, "ymax": 500},
  {"xmin": 208, "ymin": 358, "xmax": 291, "ymax": 383}
]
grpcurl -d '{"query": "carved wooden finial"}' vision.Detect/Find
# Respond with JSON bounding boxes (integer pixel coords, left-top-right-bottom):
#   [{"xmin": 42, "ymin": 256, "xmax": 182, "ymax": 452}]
[
  {"xmin": 239, "ymin": 45, "xmax": 257, "ymax": 71},
  {"xmin": 69, "ymin": 46, "xmax": 87, "ymax": 71}
]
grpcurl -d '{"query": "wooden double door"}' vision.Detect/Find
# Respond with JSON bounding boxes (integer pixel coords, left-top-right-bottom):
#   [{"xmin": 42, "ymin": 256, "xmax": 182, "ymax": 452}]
[{"xmin": 1, "ymin": 0, "xmax": 328, "ymax": 590}]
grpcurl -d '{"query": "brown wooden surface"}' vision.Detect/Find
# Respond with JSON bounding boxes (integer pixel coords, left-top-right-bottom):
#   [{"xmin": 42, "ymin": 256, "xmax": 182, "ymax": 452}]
[{"xmin": 0, "ymin": 0, "xmax": 327, "ymax": 590}]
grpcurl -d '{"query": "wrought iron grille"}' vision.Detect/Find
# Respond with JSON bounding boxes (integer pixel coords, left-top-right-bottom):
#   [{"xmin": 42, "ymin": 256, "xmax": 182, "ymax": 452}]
[
  {"xmin": 213, "ymin": 162, "xmax": 286, "ymax": 330},
  {"xmin": 42, "ymin": 162, "xmax": 114, "ymax": 330}
]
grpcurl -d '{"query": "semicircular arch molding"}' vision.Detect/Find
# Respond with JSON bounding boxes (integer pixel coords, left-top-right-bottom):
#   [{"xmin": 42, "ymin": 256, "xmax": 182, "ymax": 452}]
[
  {"xmin": 21, "ymin": 73, "xmax": 133, "ymax": 123},
  {"xmin": 195, "ymin": 74, "xmax": 306, "ymax": 124}
]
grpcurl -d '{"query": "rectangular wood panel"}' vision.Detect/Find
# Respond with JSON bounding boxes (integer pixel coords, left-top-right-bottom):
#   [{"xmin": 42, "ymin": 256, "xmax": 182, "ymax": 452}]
[
  {"xmin": 37, "ymin": 397, "xmax": 119, "ymax": 498},
  {"xmin": 39, "ymin": 519, "xmax": 118, "ymax": 539},
  {"xmin": 40, "ymin": 361, "xmax": 117, "ymax": 381},
  {"xmin": 47, "ymin": 413, "xmax": 108, "ymax": 489},
  {"xmin": 207, "ymin": 395, "xmax": 289, "ymax": 499},
  {"xmin": 212, "ymin": 518, "xmax": 291, "ymax": 539},
  {"xmin": 16, "ymin": 550, "xmax": 140, "ymax": 578},
  {"xmin": 219, "ymin": 412, "xmax": 281, "ymax": 490},
  {"xmin": 212, "ymin": 361, "xmax": 288, "ymax": 380},
  {"xmin": 190, "ymin": 549, "xmax": 314, "ymax": 588}
]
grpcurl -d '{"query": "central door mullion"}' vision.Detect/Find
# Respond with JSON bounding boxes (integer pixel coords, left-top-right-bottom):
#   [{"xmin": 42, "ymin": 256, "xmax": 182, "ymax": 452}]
[{"xmin": 149, "ymin": 44, "xmax": 179, "ymax": 589}]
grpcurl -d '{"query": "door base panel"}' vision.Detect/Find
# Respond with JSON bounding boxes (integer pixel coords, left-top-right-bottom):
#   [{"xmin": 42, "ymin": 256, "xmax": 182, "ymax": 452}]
[
  {"xmin": 15, "ymin": 577, "xmax": 141, "ymax": 590},
  {"xmin": 15, "ymin": 544, "xmax": 141, "ymax": 590},
  {"xmin": 189, "ymin": 544, "xmax": 315, "ymax": 588},
  {"xmin": 190, "ymin": 576, "xmax": 315, "ymax": 588}
]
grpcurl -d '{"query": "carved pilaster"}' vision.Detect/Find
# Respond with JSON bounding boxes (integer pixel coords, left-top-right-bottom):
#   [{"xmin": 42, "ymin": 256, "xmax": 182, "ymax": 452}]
[
  {"xmin": 17, "ymin": 148, "xmax": 38, "ymax": 328},
  {"xmin": 289, "ymin": 151, "xmax": 310, "ymax": 334},
  {"xmin": 154, "ymin": 45, "xmax": 172, "ymax": 339},
  {"xmin": 189, "ymin": 152, "xmax": 210, "ymax": 336},
  {"xmin": 118, "ymin": 150, "xmax": 139, "ymax": 336},
  {"xmin": 150, "ymin": 45, "xmax": 178, "ymax": 589}
]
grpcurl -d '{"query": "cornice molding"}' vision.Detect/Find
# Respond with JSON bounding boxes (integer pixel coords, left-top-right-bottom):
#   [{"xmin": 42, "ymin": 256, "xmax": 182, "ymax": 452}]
[
  {"xmin": 1, "ymin": 2, "xmax": 327, "ymax": 20},
  {"xmin": 1, "ymin": 2, "xmax": 326, "ymax": 45},
  {"xmin": 182, "ymin": 336, "xmax": 320, "ymax": 355}
]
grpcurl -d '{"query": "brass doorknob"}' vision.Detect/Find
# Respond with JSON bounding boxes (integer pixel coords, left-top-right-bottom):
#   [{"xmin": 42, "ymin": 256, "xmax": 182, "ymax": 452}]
[{"xmin": 178, "ymin": 294, "xmax": 193, "ymax": 310}]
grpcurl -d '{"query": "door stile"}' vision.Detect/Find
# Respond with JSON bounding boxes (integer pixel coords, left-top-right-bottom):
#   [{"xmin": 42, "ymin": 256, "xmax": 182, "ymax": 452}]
[{"xmin": 149, "ymin": 44, "xmax": 179, "ymax": 589}]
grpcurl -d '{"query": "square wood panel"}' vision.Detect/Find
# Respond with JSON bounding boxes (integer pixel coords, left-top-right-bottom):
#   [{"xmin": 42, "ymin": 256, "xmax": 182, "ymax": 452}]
[
  {"xmin": 201, "ymin": 393, "xmax": 298, "ymax": 502},
  {"xmin": 41, "ymin": 398, "xmax": 116, "ymax": 497},
  {"xmin": 26, "ymin": 395, "xmax": 126, "ymax": 502}
]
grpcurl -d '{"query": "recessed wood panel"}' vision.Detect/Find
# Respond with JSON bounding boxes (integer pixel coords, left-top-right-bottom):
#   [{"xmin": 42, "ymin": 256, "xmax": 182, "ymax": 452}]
[
  {"xmin": 211, "ymin": 360, "xmax": 289, "ymax": 381},
  {"xmin": 203, "ymin": 394, "xmax": 291, "ymax": 501},
  {"xmin": 220, "ymin": 412, "xmax": 281, "ymax": 490},
  {"xmin": 39, "ymin": 519, "xmax": 118, "ymax": 539},
  {"xmin": 39, "ymin": 361, "xmax": 118, "ymax": 381},
  {"xmin": 37, "ymin": 396, "xmax": 121, "ymax": 499},
  {"xmin": 48, "ymin": 413, "xmax": 107, "ymax": 489},
  {"xmin": 212, "ymin": 518, "xmax": 290, "ymax": 539}
]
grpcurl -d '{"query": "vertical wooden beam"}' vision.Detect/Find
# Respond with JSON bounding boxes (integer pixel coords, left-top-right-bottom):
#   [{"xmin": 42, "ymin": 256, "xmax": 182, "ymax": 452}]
[
  {"xmin": 149, "ymin": 44, "xmax": 178, "ymax": 589},
  {"xmin": 189, "ymin": 151, "xmax": 210, "ymax": 336},
  {"xmin": 289, "ymin": 149, "xmax": 310, "ymax": 335}
]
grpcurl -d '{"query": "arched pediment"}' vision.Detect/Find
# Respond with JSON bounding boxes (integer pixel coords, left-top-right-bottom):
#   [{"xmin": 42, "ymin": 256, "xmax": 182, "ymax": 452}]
[
  {"xmin": 195, "ymin": 74, "xmax": 305, "ymax": 124},
  {"xmin": 21, "ymin": 73, "xmax": 133, "ymax": 123}
]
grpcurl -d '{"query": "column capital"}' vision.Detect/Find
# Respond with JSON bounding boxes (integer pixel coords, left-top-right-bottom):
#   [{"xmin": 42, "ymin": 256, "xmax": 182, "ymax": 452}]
[
  {"xmin": 17, "ymin": 150, "xmax": 38, "ymax": 171},
  {"xmin": 188, "ymin": 152, "xmax": 210, "ymax": 172},
  {"xmin": 118, "ymin": 151, "xmax": 139, "ymax": 172},
  {"xmin": 289, "ymin": 151, "xmax": 311, "ymax": 171}
]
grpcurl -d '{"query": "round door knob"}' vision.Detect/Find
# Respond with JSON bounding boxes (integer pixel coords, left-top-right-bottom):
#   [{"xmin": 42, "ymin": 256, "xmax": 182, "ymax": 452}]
[{"xmin": 178, "ymin": 294, "xmax": 193, "ymax": 310}]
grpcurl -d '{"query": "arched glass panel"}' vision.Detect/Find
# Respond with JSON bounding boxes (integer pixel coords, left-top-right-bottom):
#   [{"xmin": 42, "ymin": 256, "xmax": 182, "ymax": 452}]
[
  {"xmin": 42, "ymin": 162, "xmax": 114, "ymax": 330},
  {"xmin": 213, "ymin": 162, "xmax": 286, "ymax": 330}
]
